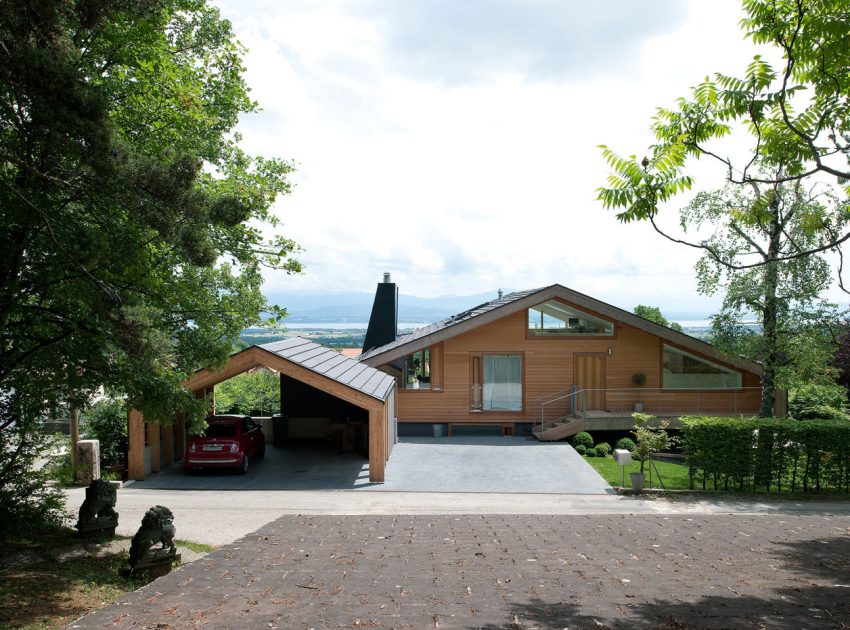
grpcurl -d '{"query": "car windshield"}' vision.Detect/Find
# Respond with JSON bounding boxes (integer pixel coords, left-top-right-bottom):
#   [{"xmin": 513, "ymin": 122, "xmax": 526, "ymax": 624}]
[{"xmin": 204, "ymin": 424, "xmax": 237, "ymax": 438}]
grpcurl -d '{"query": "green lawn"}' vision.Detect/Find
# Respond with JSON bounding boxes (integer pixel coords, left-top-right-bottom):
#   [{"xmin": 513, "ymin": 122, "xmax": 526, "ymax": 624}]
[{"xmin": 583, "ymin": 454, "xmax": 691, "ymax": 490}]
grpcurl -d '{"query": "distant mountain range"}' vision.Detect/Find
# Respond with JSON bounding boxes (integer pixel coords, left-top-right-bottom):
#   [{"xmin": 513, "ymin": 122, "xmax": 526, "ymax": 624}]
[{"xmin": 264, "ymin": 289, "xmax": 714, "ymax": 324}]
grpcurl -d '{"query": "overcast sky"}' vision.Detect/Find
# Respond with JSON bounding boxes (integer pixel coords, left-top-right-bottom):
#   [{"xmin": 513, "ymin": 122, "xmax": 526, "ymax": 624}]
[{"xmin": 216, "ymin": 0, "xmax": 790, "ymax": 312}]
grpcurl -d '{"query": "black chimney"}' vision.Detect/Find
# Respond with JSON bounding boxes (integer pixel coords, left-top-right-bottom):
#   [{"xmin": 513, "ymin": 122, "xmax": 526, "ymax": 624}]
[{"xmin": 362, "ymin": 272, "xmax": 398, "ymax": 352}]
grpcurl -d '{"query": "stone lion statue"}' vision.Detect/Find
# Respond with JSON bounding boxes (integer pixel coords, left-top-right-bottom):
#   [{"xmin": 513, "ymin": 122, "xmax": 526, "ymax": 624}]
[
  {"xmin": 76, "ymin": 479, "xmax": 118, "ymax": 530},
  {"xmin": 129, "ymin": 505, "xmax": 177, "ymax": 569}
]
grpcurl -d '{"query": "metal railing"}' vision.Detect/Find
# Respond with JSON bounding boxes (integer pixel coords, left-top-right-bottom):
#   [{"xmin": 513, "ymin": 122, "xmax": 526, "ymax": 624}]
[{"xmin": 532, "ymin": 387, "xmax": 762, "ymax": 436}]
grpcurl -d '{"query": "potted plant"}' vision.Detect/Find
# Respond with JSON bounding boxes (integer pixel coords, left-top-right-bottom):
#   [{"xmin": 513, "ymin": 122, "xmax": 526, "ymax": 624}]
[
  {"xmin": 630, "ymin": 412, "xmax": 672, "ymax": 492},
  {"xmin": 631, "ymin": 373, "xmax": 646, "ymax": 412}
]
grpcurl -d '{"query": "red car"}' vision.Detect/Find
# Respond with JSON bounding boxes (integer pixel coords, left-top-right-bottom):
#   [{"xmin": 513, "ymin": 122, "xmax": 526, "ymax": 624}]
[{"xmin": 184, "ymin": 415, "xmax": 266, "ymax": 474}]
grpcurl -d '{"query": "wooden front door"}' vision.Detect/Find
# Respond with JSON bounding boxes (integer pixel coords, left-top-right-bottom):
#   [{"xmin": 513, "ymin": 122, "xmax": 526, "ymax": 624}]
[{"xmin": 574, "ymin": 353, "xmax": 605, "ymax": 411}]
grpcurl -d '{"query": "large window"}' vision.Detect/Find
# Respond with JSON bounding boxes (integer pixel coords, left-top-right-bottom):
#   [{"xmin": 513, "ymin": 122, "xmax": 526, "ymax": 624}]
[
  {"xmin": 483, "ymin": 354, "xmax": 522, "ymax": 411},
  {"xmin": 528, "ymin": 300, "xmax": 614, "ymax": 336},
  {"xmin": 663, "ymin": 345, "xmax": 741, "ymax": 389}
]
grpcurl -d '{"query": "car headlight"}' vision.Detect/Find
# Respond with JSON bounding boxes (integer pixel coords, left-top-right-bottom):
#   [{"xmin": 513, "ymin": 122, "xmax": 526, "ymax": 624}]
[
  {"xmin": 189, "ymin": 443, "xmax": 196, "ymax": 453},
  {"xmin": 230, "ymin": 443, "xmax": 239, "ymax": 453}
]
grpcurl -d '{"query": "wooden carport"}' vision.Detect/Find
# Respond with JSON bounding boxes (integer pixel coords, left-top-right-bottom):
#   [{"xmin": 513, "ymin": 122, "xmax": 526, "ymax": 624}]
[{"xmin": 127, "ymin": 338, "xmax": 397, "ymax": 483}]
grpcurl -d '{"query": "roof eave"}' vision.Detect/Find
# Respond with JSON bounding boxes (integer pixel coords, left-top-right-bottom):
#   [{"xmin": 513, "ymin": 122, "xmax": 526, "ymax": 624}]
[{"xmin": 359, "ymin": 284, "xmax": 763, "ymax": 376}]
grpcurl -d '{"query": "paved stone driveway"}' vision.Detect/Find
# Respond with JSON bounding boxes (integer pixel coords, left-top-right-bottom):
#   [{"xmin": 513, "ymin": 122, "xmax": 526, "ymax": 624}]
[
  {"xmin": 128, "ymin": 437, "xmax": 612, "ymax": 494},
  {"xmin": 71, "ymin": 513, "xmax": 850, "ymax": 629}
]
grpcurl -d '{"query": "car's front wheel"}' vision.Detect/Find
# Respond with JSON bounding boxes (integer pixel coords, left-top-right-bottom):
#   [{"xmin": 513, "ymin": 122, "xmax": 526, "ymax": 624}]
[{"xmin": 239, "ymin": 455, "xmax": 249, "ymax": 474}]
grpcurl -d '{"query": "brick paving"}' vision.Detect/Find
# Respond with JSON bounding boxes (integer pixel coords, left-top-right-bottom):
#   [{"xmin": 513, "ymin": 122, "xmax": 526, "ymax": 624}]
[{"xmin": 70, "ymin": 513, "xmax": 850, "ymax": 629}]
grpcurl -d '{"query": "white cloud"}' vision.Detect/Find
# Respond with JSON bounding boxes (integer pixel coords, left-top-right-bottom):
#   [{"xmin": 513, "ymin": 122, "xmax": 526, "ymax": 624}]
[{"xmin": 213, "ymin": 0, "xmax": 815, "ymax": 313}]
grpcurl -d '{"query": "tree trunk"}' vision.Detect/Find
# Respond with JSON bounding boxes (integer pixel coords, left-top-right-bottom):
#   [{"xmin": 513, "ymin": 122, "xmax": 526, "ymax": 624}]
[{"xmin": 759, "ymin": 198, "xmax": 782, "ymax": 418}]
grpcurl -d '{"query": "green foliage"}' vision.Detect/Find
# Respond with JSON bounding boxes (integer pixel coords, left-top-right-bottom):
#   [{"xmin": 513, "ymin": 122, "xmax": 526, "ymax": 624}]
[
  {"xmin": 572, "ymin": 432, "xmax": 594, "ymax": 449},
  {"xmin": 0, "ymin": 0, "xmax": 302, "ymax": 527},
  {"xmin": 594, "ymin": 444, "xmax": 611, "ymax": 458},
  {"xmin": 599, "ymin": 1, "xmax": 850, "ymax": 418},
  {"xmin": 600, "ymin": 0, "xmax": 850, "ymax": 217},
  {"xmin": 632, "ymin": 413, "xmax": 674, "ymax": 474},
  {"xmin": 789, "ymin": 382, "xmax": 849, "ymax": 421},
  {"xmin": 690, "ymin": 183, "xmax": 840, "ymax": 417},
  {"xmin": 215, "ymin": 370, "xmax": 280, "ymax": 415},
  {"xmin": 633, "ymin": 305, "xmax": 683, "ymax": 332},
  {"xmin": 44, "ymin": 439, "xmax": 76, "ymax": 487},
  {"xmin": 682, "ymin": 415, "xmax": 850, "ymax": 493},
  {"xmin": 631, "ymin": 372, "xmax": 646, "ymax": 386},
  {"xmin": 615, "ymin": 437, "xmax": 636, "ymax": 452},
  {"xmin": 585, "ymin": 448, "xmax": 597, "ymax": 458},
  {"xmin": 0, "ymin": 417, "xmax": 69, "ymax": 536},
  {"xmin": 574, "ymin": 444, "xmax": 588, "ymax": 455},
  {"xmin": 0, "ymin": 0, "xmax": 302, "ymax": 432},
  {"xmin": 81, "ymin": 399, "xmax": 128, "ymax": 468}
]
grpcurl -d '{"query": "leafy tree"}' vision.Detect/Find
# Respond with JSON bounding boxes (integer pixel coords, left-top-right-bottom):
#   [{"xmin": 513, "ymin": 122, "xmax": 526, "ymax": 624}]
[
  {"xmin": 82, "ymin": 398, "xmax": 128, "ymax": 469},
  {"xmin": 788, "ymin": 381, "xmax": 848, "ymax": 420},
  {"xmin": 688, "ymin": 183, "xmax": 840, "ymax": 416},
  {"xmin": 598, "ymin": 0, "xmax": 850, "ymax": 233},
  {"xmin": 215, "ymin": 369, "xmax": 281, "ymax": 416},
  {"xmin": 0, "ymin": 384, "xmax": 69, "ymax": 536},
  {"xmin": 631, "ymin": 413, "xmax": 674, "ymax": 475},
  {"xmin": 633, "ymin": 305, "xmax": 683, "ymax": 332},
  {"xmin": 0, "ymin": 1, "xmax": 300, "ymax": 529},
  {"xmin": 598, "ymin": 1, "xmax": 850, "ymax": 416}
]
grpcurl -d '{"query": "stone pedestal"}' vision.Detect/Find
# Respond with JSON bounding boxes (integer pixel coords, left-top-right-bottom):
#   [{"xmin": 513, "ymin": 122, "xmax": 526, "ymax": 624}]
[
  {"xmin": 75, "ymin": 439, "xmax": 101, "ymax": 485},
  {"xmin": 130, "ymin": 549, "xmax": 180, "ymax": 579},
  {"xmin": 76, "ymin": 516, "xmax": 118, "ymax": 538}
]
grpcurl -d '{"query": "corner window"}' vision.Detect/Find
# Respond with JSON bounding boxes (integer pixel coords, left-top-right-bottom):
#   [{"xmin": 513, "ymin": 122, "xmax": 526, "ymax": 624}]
[
  {"xmin": 662, "ymin": 345, "xmax": 741, "ymax": 389},
  {"xmin": 528, "ymin": 300, "xmax": 614, "ymax": 336}
]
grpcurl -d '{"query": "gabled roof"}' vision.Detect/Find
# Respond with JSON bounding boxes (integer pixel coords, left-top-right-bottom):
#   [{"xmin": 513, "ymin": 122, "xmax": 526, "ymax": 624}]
[
  {"xmin": 358, "ymin": 284, "xmax": 762, "ymax": 375},
  {"xmin": 358, "ymin": 287, "xmax": 542, "ymax": 362},
  {"xmin": 260, "ymin": 337, "xmax": 395, "ymax": 400},
  {"xmin": 185, "ymin": 336, "xmax": 396, "ymax": 401}
]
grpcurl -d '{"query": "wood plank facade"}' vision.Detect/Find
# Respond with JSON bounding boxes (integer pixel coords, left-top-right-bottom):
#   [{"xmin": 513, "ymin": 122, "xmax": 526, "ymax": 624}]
[{"xmin": 361, "ymin": 287, "xmax": 767, "ymax": 430}]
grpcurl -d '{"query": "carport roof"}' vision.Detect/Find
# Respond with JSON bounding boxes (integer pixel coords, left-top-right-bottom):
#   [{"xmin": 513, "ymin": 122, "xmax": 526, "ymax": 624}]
[{"xmin": 259, "ymin": 337, "xmax": 395, "ymax": 401}]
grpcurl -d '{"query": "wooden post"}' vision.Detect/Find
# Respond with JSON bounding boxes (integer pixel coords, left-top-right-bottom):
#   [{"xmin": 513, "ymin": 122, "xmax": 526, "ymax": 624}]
[
  {"xmin": 174, "ymin": 413, "xmax": 186, "ymax": 461},
  {"xmin": 162, "ymin": 424, "xmax": 174, "ymax": 467},
  {"xmin": 368, "ymin": 406, "xmax": 385, "ymax": 483},
  {"xmin": 69, "ymin": 404, "xmax": 80, "ymax": 472},
  {"xmin": 128, "ymin": 409, "xmax": 145, "ymax": 481},
  {"xmin": 148, "ymin": 421, "xmax": 161, "ymax": 473}
]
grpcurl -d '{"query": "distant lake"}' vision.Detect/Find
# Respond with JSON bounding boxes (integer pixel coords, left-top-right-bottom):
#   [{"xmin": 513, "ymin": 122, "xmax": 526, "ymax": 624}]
[
  {"xmin": 249, "ymin": 322, "xmax": 432, "ymax": 331},
  {"xmin": 258, "ymin": 320, "xmax": 723, "ymax": 331}
]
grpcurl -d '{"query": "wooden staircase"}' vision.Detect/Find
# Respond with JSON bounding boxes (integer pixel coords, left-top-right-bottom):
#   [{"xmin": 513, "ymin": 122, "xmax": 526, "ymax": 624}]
[{"xmin": 532, "ymin": 416, "xmax": 585, "ymax": 442}]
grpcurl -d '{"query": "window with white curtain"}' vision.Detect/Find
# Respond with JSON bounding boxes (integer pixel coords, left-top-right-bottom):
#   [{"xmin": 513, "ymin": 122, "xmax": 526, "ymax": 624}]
[{"xmin": 483, "ymin": 354, "xmax": 522, "ymax": 411}]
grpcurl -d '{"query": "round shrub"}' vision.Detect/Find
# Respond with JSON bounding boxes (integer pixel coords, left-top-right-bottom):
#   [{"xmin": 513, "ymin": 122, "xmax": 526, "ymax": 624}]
[
  {"xmin": 615, "ymin": 437, "xmax": 636, "ymax": 452},
  {"xmin": 574, "ymin": 444, "xmax": 587, "ymax": 455},
  {"xmin": 595, "ymin": 442, "xmax": 612, "ymax": 456},
  {"xmin": 572, "ymin": 432, "xmax": 594, "ymax": 449},
  {"xmin": 585, "ymin": 448, "xmax": 596, "ymax": 457}
]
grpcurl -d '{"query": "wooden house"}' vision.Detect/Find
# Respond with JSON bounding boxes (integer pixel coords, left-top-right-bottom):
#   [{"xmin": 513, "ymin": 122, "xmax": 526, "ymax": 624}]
[{"xmin": 359, "ymin": 281, "xmax": 773, "ymax": 439}]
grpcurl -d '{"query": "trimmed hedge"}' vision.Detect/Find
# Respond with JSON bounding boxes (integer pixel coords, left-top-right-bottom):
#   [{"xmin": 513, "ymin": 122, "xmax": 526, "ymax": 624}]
[{"xmin": 681, "ymin": 416, "xmax": 850, "ymax": 493}]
